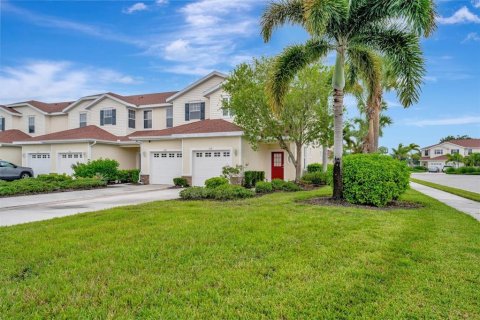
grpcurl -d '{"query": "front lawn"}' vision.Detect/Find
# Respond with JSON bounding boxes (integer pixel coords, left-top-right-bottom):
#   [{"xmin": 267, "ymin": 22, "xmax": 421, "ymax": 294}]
[{"xmin": 1, "ymin": 188, "xmax": 479, "ymax": 318}]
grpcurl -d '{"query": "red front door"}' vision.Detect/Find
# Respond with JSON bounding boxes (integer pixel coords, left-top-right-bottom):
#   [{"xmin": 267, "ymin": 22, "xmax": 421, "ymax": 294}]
[{"xmin": 271, "ymin": 152, "xmax": 284, "ymax": 180}]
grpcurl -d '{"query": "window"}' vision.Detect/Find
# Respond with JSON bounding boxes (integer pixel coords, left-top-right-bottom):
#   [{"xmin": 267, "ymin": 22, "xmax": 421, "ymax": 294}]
[
  {"xmin": 28, "ymin": 116, "xmax": 35, "ymax": 133},
  {"xmin": 101, "ymin": 109, "xmax": 116, "ymax": 125},
  {"xmin": 214, "ymin": 152, "xmax": 221, "ymax": 157},
  {"xmin": 189, "ymin": 103, "xmax": 202, "ymax": 120},
  {"xmin": 205, "ymin": 152, "xmax": 212, "ymax": 157},
  {"xmin": 196, "ymin": 152, "xmax": 203, "ymax": 157},
  {"xmin": 424, "ymin": 150, "xmax": 429, "ymax": 156},
  {"xmin": 434, "ymin": 149, "xmax": 443, "ymax": 155},
  {"xmin": 79, "ymin": 113, "xmax": 87, "ymax": 128},
  {"xmin": 0, "ymin": 117, "xmax": 4, "ymax": 131},
  {"xmin": 223, "ymin": 151, "xmax": 230, "ymax": 157},
  {"xmin": 0, "ymin": 161, "xmax": 14, "ymax": 168},
  {"xmin": 166, "ymin": 107, "xmax": 173, "ymax": 128},
  {"xmin": 222, "ymin": 97, "xmax": 234, "ymax": 118},
  {"xmin": 467, "ymin": 149, "xmax": 473, "ymax": 155},
  {"xmin": 451, "ymin": 149, "xmax": 459, "ymax": 154},
  {"xmin": 144, "ymin": 110, "xmax": 152, "ymax": 129},
  {"xmin": 128, "ymin": 110, "xmax": 136, "ymax": 129}
]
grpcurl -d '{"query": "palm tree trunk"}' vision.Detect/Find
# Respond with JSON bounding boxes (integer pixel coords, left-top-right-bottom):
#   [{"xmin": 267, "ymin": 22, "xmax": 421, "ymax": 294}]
[
  {"xmin": 373, "ymin": 92, "xmax": 382, "ymax": 152},
  {"xmin": 364, "ymin": 103, "xmax": 375, "ymax": 153},
  {"xmin": 332, "ymin": 49, "xmax": 345, "ymax": 199},
  {"xmin": 322, "ymin": 144, "xmax": 328, "ymax": 173}
]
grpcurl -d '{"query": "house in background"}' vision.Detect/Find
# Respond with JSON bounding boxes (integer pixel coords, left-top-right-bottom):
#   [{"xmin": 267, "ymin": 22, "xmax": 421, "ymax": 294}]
[
  {"xmin": 0, "ymin": 71, "xmax": 324, "ymax": 185},
  {"xmin": 420, "ymin": 139, "xmax": 480, "ymax": 171}
]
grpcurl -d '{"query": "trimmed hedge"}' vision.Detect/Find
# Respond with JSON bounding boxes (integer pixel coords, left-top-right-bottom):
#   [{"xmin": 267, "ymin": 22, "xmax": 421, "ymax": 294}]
[
  {"xmin": 255, "ymin": 181, "xmax": 273, "ymax": 194},
  {"xmin": 205, "ymin": 177, "xmax": 229, "ymax": 189},
  {"xmin": 301, "ymin": 171, "xmax": 327, "ymax": 186},
  {"xmin": 409, "ymin": 165, "xmax": 428, "ymax": 172},
  {"xmin": 73, "ymin": 159, "xmax": 119, "ymax": 182},
  {"xmin": 180, "ymin": 184, "xmax": 254, "ymax": 200},
  {"xmin": 307, "ymin": 163, "xmax": 322, "ymax": 173},
  {"xmin": 271, "ymin": 179, "xmax": 301, "ymax": 192},
  {"xmin": 173, "ymin": 177, "xmax": 189, "ymax": 187},
  {"xmin": 336, "ymin": 154, "xmax": 410, "ymax": 207},
  {"xmin": 117, "ymin": 169, "xmax": 140, "ymax": 183},
  {"xmin": 445, "ymin": 166, "xmax": 480, "ymax": 175},
  {"xmin": 0, "ymin": 174, "xmax": 106, "ymax": 197},
  {"xmin": 179, "ymin": 187, "xmax": 208, "ymax": 200},
  {"xmin": 244, "ymin": 171, "xmax": 265, "ymax": 188}
]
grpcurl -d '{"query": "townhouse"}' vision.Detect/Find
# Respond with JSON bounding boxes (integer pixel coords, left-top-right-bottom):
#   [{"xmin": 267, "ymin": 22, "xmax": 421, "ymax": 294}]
[
  {"xmin": 420, "ymin": 139, "xmax": 480, "ymax": 170},
  {"xmin": 0, "ymin": 71, "xmax": 322, "ymax": 185}
]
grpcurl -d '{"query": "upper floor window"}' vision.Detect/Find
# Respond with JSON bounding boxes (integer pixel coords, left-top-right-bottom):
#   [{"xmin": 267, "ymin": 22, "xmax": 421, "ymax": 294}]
[
  {"xmin": 0, "ymin": 117, "xmax": 4, "ymax": 131},
  {"xmin": 434, "ymin": 149, "xmax": 443, "ymax": 155},
  {"xmin": 128, "ymin": 110, "xmax": 136, "ymax": 129},
  {"xmin": 79, "ymin": 112, "xmax": 87, "ymax": 128},
  {"xmin": 166, "ymin": 107, "xmax": 173, "ymax": 128},
  {"xmin": 28, "ymin": 116, "xmax": 35, "ymax": 133},
  {"xmin": 451, "ymin": 149, "xmax": 459, "ymax": 154},
  {"xmin": 144, "ymin": 110, "xmax": 152, "ymax": 129},
  {"xmin": 100, "ymin": 109, "xmax": 116, "ymax": 126},
  {"xmin": 185, "ymin": 102, "xmax": 205, "ymax": 121},
  {"xmin": 424, "ymin": 150, "xmax": 429, "ymax": 156},
  {"xmin": 467, "ymin": 149, "xmax": 473, "ymax": 155},
  {"xmin": 222, "ymin": 97, "xmax": 234, "ymax": 118}
]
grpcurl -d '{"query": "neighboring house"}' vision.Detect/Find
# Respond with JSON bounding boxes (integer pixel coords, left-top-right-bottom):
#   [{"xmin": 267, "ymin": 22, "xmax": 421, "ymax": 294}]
[
  {"xmin": 0, "ymin": 71, "xmax": 323, "ymax": 185},
  {"xmin": 0, "ymin": 129, "xmax": 31, "ymax": 164},
  {"xmin": 420, "ymin": 139, "xmax": 480, "ymax": 170}
]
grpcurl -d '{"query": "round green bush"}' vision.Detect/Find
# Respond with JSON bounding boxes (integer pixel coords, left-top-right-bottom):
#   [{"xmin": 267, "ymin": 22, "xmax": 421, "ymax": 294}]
[
  {"xmin": 306, "ymin": 163, "xmax": 322, "ymax": 173},
  {"xmin": 205, "ymin": 177, "xmax": 229, "ymax": 189},
  {"xmin": 282, "ymin": 181, "xmax": 301, "ymax": 192},
  {"xmin": 180, "ymin": 187, "xmax": 208, "ymax": 200},
  {"xmin": 341, "ymin": 154, "xmax": 410, "ymax": 207},
  {"xmin": 271, "ymin": 179, "xmax": 287, "ymax": 191},
  {"xmin": 444, "ymin": 167, "xmax": 456, "ymax": 174},
  {"xmin": 255, "ymin": 181, "xmax": 273, "ymax": 193},
  {"xmin": 301, "ymin": 171, "xmax": 326, "ymax": 186},
  {"xmin": 173, "ymin": 177, "xmax": 189, "ymax": 187},
  {"xmin": 210, "ymin": 184, "xmax": 255, "ymax": 200}
]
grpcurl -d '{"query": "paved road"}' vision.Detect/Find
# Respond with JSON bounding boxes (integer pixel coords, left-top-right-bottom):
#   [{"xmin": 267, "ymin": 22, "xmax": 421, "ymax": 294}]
[
  {"xmin": 0, "ymin": 184, "xmax": 180, "ymax": 227},
  {"xmin": 411, "ymin": 173, "xmax": 480, "ymax": 193},
  {"xmin": 410, "ymin": 182, "xmax": 479, "ymax": 221}
]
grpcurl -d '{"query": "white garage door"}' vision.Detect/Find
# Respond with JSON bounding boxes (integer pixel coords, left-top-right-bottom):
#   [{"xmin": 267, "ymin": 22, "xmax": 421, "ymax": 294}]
[
  {"xmin": 58, "ymin": 153, "xmax": 85, "ymax": 175},
  {"xmin": 192, "ymin": 150, "xmax": 232, "ymax": 186},
  {"xmin": 428, "ymin": 162, "xmax": 445, "ymax": 170},
  {"xmin": 150, "ymin": 152, "xmax": 182, "ymax": 185},
  {"xmin": 28, "ymin": 153, "xmax": 51, "ymax": 176}
]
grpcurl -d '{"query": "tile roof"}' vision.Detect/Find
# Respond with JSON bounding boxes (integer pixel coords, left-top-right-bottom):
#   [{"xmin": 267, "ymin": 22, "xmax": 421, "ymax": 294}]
[
  {"xmin": 447, "ymin": 139, "xmax": 480, "ymax": 148},
  {"xmin": 20, "ymin": 126, "xmax": 129, "ymax": 142},
  {"xmin": 0, "ymin": 105, "xmax": 21, "ymax": 114},
  {"xmin": 129, "ymin": 119, "xmax": 242, "ymax": 138},
  {"xmin": 106, "ymin": 91, "xmax": 178, "ymax": 106},
  {"xmin": 420, "ymin": 155, "xmax": 448, "ymax": 161},
  {"xmin": 14, "ymin": 100, "xmax": 73, "ymax": 114},
  {"xmin": 0, "ymin": 130, "xmax": 31, "ymax": 144}
]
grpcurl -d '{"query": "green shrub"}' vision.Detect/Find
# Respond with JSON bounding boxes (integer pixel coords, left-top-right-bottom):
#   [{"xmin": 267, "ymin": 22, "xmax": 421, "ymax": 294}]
[
  {"xmin": 307, "ymin": 163, "xmax": 322, "ymax": 173},
  {"xmin": 117, "ymin": 169, "xmax": 140, "ymax": 183},
  {"xmin": 243, "ymin": 171, "xmax": 265, "ymax": 188},
  {"xmin": 301, "ymin": 171, "xmax": 326, "ymax": 186},
  {"xmin": 282, "ymin": 181, "xmax": 301, "ymax": 192},
  {"xmin": 457, "ymin": 167, "xmax": 468, "ymax": 174},
  {"xmin": 173, "ymin": 177, "xmax": 189, "ymax": 187},
  {"xmin": 340, "ymin": 154, "xmax": 410, "ymax": 207},
  {"xmin": 271, "ymin": 179, "xmax": 287, "ymax": 191},
  {"xmin": 255, "ymin": 181, "xmax": 273, "ymax": 193},
  {"xmin": 36, "ymin": 173, "xmax": 72, "ymax": 182},
  {"xmin": 73, "ymin": 159, "xmax": 119, "ymax": 182},
  {"xmin": 205, "ymin": 177, "xmax": 229, "ymax": 189},
  {"xmin": 210, "ymin": 184, "xmax": 255, "ymax": 200},
  {"xmin": 465, "ymin": 166, "xmax": 476, "ymax": 173},
  {"xmin": 445, "ymin": 167, "xmax": 456, "ymax": 174},
  {"xmin": 179, "ymin": 187, "xmax": 209, "ymax": 200}
]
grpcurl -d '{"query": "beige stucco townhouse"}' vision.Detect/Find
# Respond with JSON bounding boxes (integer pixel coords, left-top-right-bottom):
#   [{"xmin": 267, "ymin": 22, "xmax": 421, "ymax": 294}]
[
  {"xmin": 420, "ymin": 139, "xmax": 480, "ymax": 170},
  {"xmin": 0, "ymin": 71, "xmax": 323, "ymax": 184}
]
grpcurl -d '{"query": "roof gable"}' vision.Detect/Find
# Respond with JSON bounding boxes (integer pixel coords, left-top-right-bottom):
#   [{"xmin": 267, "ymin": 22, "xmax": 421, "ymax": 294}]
[
  {"xmin": 8, "ymin": 100, "xmax": 71, "ymax": 115},
  {"xmin": 166, "ymin": 71, "xmax": 227, "ymax": 102},
  {"xmin": 0, "ymin": 105, "xmax": 22, "ymax": 116}
]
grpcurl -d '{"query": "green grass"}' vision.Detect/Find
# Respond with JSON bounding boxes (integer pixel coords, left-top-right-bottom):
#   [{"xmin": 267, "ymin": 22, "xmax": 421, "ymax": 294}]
[
  {"xmin": 411, "ymin": 178, "xmax": 480, "ymax": 202},
  {"xmin": 1, "ymin": 188, "xmax": 479, "ymax": 319}
]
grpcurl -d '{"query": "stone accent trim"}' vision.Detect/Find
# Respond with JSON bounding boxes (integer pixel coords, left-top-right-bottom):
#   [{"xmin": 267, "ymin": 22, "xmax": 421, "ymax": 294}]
[{"xmin": 140, "ymin": 174, "xmax": 150, "ymax": 185}]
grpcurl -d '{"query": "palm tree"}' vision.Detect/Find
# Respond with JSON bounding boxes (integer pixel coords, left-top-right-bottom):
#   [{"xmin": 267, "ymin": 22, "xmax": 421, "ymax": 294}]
[
  {"xmin": 391, "ymin": 143, "xmax": 420, "ymax": 162},
  {"xmin": 447, "ymin": 153, "xmax": 464, "ymax": 168},
  {"xmin": 261, "ymin": 0, "xmax": 435, "ymax": 199}
]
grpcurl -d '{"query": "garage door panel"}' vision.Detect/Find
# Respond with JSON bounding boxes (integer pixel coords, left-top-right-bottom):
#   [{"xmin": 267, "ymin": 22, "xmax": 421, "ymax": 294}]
[
  {"xmin": 58, "ymin": 153, "xmax": 85, "ymax": 175},
  {"xmin": 28, "ymin": 153, "xmax": 51, "ymax": 176},
  {"xmin": 192, "ymin": 150, "xmax": 232, "ymax": 186},
  {"xmin": 150, "ymin": 152, "xmax": 182, "ymax": 185}
]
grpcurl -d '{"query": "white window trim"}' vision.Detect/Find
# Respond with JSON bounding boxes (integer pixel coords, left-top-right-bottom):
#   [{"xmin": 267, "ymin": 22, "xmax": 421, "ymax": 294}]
[
  {"xmin": 166, "ymin": 107, "xmax": 173, "ymax": 128},
  {"xmin": 0, "ymin": 116, "xmax": 5, "ymax": 131},
  {"xmin": 143, "ymin": 110, "xmax": 153, "ymax": 129},
  {"xmin": 189, "ymin": 102, "xmax": 202, "ymax": 120},
  {"xmin": 101, "ymin": 108, "xmax": 115, "ymax": 126},
  {"xmin": 28, "ymin": 115, "xmax": 35, "ymax": 133},
  {"xmin": 128, "ymin": 109, "xmax": 136, "ymax": 129},
  {"xmin": 221, "ymin": 96, "xmax": 233, "ymax": 118},
  {"xmin": 79, "ymin": 112, "xmax": 87, "ymax": 128}
]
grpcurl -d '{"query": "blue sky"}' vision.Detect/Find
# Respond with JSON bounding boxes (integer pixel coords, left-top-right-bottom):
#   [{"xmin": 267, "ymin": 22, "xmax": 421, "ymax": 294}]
[{"xmin": 0, "ymin": 0, "xmax": 479, "ymax": 150}]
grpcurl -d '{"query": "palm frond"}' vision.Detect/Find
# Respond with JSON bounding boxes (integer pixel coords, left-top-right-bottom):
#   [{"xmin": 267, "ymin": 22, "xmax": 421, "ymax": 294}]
[
  {"xmin": 346, "ymin": 46, "xmax": 382, "ymax": 97},
  {"xmin": 304, "ymin": 0, "xmax": 348, "ymax": 37},
  {"xmin": 267, "ymin": 39, "xmax": 330, "ymax": 111},
  {"xmin": 261, "ymin": 0, "xmax": 305, "ymax": 42}
]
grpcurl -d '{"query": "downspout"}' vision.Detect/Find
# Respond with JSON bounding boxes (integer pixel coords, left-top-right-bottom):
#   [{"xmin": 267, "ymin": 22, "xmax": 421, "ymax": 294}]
[{"xmin": 88, "ymin": 140, "xmax": 97, "ymax": 161}]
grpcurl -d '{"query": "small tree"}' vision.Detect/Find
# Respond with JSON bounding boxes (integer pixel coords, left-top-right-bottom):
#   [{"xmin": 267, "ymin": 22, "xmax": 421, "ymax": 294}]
[
  {"xmin": 223, "ymin": 58, "xmax": 331, "ymax": 182},
  {"xmin": 447, "ymin": 153, "xmax": 464, "ymax": 168},
  {"xmin": 464, "ymin": 153, "xmax": 480, "ymax": 167}
]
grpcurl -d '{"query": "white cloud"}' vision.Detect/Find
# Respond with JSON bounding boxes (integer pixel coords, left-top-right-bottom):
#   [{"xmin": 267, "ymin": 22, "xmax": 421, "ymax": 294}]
[
  {"xmin": 0, "ymin": 61, "xmax": 141, "ymax": 104},
  {"xmin": 156, "ymin": 0, "xmax": 168, "ymax": 5},
  {"xmin": 424, "ymin": 76, "xmax": 438, "ymax": 82},
  {"xmin": 123, "ymin": 2, "xmax": 148, "ymax": 14},
  {"xmin": 463, "ymin": 32, "xmax": 480, "ymax": 42},
  {"xmin": 407, "ymin": 116, "xmax": 480, "ymax": 127},
  {"xmin": 436, "ymin": 6, "xmax": 480, "ymax": 24},
  {"xmin": 472, "ymin": 0, "xmax": 480, "ymax": 8}
]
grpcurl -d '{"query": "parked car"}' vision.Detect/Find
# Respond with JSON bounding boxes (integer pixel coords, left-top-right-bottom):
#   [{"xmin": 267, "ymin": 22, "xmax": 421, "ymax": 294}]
[
  {"xmin": 442, "ymin": 165, "xmax": 453, "ymax": 173},
  {"xmin": 0, "ymin": 160, "xmax": 34, "ymax": 180},
  {"xmin": 428, "ymin": 166, "xmax": 440, "ymax": 173}
]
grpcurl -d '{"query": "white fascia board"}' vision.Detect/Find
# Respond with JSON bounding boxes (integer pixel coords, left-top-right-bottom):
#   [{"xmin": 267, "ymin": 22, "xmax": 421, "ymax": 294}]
[
  {"xmin": 6, "ymin": 103, "xmax": 48, "ymax": 115},
  {"xmin": 166, "ymin": 71, "xmax": 227, "ymax": 102},
  {"xmin": 0, "ymin": 143, "xmax": 20, "ymax": 147},
  {"xmin": 203, "ymin": 82, "xmax": 225, "ymax": 97},
  {"xmin": 129, "ymin": 131, "xmax": 243, "ymax": 141},
  {"xmin": 84, "ymin": 94, "xmax": 135, "ymax": 110},
  {"xmin": 13, "ymin": 139, "xmax": 139, "ymax": 146},
  {"xmin": 0, "ymin": 108, "xmax": 22, "ymax": 117},
  {"xmin": 62, "ymin": 96, "xmax": 99, "ymax": 112},
  {"xmin": 137, "ymin": 103, "xmax": 173, "ymax": 109}
]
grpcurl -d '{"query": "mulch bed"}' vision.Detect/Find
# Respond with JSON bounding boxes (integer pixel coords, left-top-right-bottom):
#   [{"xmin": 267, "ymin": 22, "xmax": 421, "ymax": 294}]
[{"xmin": 303, "ymin": 197, "xmax": 423, "ymax": 210}]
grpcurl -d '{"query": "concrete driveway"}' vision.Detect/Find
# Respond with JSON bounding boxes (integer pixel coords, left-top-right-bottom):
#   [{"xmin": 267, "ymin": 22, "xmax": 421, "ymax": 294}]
[
  {"xmin": 0, "ymin": 184, "xmax": 180, "ymax": 227},
  {"xmin": 411, "ymin": 173, "xmax": 480, "ymax": 193}
]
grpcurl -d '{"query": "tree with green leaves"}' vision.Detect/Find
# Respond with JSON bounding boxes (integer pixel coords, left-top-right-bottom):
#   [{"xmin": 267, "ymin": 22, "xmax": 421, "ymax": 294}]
[
  {"xmin": 261, "ymin": 0, "xmax": 435, "ymax": 199},
  {"xmin": 464, "ymin": 153, "xmax": 480, "ymax": 167},
  {"xmin": 391, "ymin": 143, "xmax": 420, "ymax": 162},
  {"xmin": 222, "ymin": 58, "xmax": 332, "ymax": 181},
  {"xmin": 447, "ymin": 153, "xmax": 464, "ymax": 168},
  {"xmin": 440, "ymin": 135, "xmax": 472, "ymax": 143}
]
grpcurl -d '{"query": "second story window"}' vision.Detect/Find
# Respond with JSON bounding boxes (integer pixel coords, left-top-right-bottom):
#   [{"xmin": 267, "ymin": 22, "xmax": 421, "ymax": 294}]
[
  {"xmin": 144, "ymin": 110, "xmax": 152, "ymax": 129},
  {"xmin": 79, "ymin": 112, "xmax": 87, "ymax": 128},
  {"xmin": 0, "ymin": 117, "xmax": 4, "ymax": 131},
  {"xmin": 467, "ymin": 148, "xmax": 473, "ymax": 155},
  {"xmin": 28, "ymin": 116, "xmax": 35, "ymax": 133},
  {"xmin": 424, "ymin": 150, "xmax": 429, "ymax": 156},
  {"xmin": 434, "ymin": 149, "xmax": 443, "ymax": 155},
  {"xmin": 189, "ymin": 103, "xmax": 201, "ymax": 120},
  {"xmin": 100, "ymin": 109, "xmax": 116, "ymax": 126},
  {"xmin": 451, "ymin": 149, "xmax": 459, "ymax": 154},
  {"xmin": 222, "ymin": 97, "xmax": 234, "ymax": 118},
  {"xmin": 166, "ymin": 107, "xmax": 173, "ymax": 128},
  {"xmin": 128, "ymin": 110, "xmax": 136, "ymax": 129}
]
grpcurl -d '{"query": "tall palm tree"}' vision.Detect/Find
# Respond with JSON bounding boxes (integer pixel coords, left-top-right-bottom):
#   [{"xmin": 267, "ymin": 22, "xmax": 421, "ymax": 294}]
[{"xmin": 261, "ymin": 0, "xmax": 435, "ymax": 199}]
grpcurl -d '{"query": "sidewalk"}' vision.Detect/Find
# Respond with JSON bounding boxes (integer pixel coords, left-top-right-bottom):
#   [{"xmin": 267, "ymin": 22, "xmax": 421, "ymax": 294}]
[{"xmin": 410, "ymin": 182, "xmax": 480, "ymax": 221}]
